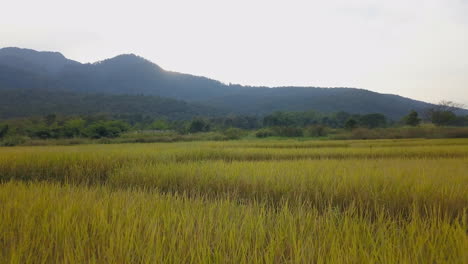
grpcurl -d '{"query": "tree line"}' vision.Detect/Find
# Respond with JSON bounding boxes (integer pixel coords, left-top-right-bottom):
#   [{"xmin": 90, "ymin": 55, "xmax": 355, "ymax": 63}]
[{"xmin": 1, "ymin": 101, "xmax": 467, "ymax": 145}]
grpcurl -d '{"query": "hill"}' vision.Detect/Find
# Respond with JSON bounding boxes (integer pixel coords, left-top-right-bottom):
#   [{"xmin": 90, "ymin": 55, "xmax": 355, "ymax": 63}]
[
  {"xmin": 0, "ymin": 89, "xmax": 221, "ymax": 120},
  {"xmin": 1, "ymin": 47, "xmax": 465, "ymax": 119},
  {"xmin": 202, "ymin": 87, "xmax": 435, "ymax": 119}
]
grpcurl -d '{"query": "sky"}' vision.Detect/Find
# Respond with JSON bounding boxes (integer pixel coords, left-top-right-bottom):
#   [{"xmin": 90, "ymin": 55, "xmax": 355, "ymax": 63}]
[{"xmin": 1, "ymin": 0, "xmax": 467, "ymax": 105}]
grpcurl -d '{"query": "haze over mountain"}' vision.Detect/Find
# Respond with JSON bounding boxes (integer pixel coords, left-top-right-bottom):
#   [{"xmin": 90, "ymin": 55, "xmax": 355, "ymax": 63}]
[{"xmin": 1, "ymin": 47, "xmax": 464, "ymax": 119}]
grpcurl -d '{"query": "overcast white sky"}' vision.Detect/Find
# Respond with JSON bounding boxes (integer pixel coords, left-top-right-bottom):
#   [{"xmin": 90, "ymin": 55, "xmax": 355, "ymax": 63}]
[{"xmin": 1, "ymin": 0, "xmax": 467, "ymax": 104}]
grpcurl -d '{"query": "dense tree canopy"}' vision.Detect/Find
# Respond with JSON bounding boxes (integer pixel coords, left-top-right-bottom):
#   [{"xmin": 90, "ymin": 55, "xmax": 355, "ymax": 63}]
[
  {"xmin": 402, "ymin": 110, "xmax": 421, "ymax": 126},
  {"xmin": 0, "ymin": 89, "xmax": 221, "ymax": 120}
]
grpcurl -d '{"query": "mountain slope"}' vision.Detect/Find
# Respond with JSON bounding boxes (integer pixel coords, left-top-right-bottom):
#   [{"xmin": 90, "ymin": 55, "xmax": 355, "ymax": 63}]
[
  {"xmin": 202, "ymin": 87, "xmax": 434, "ymax": 119},
  {"xmin": 1, "ymin": 47, "xmax": 465, "ymax": 119},
  {"xmin": 0, "ymin": 48, "xmax": 245, "ymax": 100},
  {"xmin": 0, "ymin": 89, "xmax": 221, "ymax": 119}
]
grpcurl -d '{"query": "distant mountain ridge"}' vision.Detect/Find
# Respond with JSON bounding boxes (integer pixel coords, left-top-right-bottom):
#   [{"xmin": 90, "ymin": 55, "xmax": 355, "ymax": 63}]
[
  {"xmin": 0, "ymin": 47, "xmax": 79, "ymax": 74},
  {"xmin": 1, "ymin": 47, "xmax": 466, "ymax": 119}
]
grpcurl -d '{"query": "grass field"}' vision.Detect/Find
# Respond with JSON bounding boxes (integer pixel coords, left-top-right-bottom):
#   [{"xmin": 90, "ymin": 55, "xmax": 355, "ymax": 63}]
[{"xmin": 1, "ymin": 138, "xmax": 467, "ymax": 263}]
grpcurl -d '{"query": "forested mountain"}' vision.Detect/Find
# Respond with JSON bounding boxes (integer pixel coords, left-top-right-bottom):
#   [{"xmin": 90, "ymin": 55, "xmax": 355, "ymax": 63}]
[
  {"xmin": 0, "ymin": 89, "xmax": 221, "ymax": 119},
  {"xmin": 202, "ymin": 87, "xmax": 436, "ymax": 119},
  {"xmin": 1, "ymin": 47, "xmax": 465, "ymax": 119},
  {"xmin": 0, "ymin": 47, "xmax": 245, "ymax": 100}
]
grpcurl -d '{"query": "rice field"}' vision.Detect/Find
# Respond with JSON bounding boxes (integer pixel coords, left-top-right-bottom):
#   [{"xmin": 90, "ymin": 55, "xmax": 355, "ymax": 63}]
[{"xmin": 1, "ymin": 138, "xmax": 467, "ymax": 263}]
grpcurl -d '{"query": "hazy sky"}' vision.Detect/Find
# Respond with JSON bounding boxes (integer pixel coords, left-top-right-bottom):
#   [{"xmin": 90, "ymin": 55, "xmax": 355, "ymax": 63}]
[{"xmin": 1, "ymin": 0, "xmax": 467, "ymax": 104}]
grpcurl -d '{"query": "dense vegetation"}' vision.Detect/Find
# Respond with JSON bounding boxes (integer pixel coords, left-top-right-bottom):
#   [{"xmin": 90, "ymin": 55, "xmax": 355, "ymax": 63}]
[
  {"xmin": 1, "ymin": 139, "xmax": 467, "ymax": 263},
  {"xmin": 1, "ymin": 106, "xmax": 468, "ymax": 146},
  {"xmin": 4, "ymin": 47, "xmax": 466, "ymax": 119},
  {"xmin": 0, "ymin": 89, "xmax": 222, "ymax": 119}
]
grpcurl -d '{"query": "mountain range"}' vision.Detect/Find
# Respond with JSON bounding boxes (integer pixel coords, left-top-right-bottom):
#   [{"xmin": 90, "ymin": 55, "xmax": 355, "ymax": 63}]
[{"xmin": 1, "ymin": 47, "xmax": 464, "ymax": 120}]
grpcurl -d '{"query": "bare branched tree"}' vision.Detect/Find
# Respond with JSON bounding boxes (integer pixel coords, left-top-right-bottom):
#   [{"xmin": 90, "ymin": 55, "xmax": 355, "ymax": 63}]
[
  {"xmin": 423, "ymin": 100, "xmax": 466, "ymax": 125},
  {"xmin": 435, "ymin": 101, "xmax": 466, "ymax": 113},
  {"xmin": 423, "ymin": 100, "xmax": 466, "ymax": 120}
]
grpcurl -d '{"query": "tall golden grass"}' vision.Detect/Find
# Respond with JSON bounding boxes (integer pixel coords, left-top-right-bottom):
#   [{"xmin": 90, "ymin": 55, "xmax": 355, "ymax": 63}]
[{"xmin": 0, "ymin": 139, "xmax": 467, "ymax": 263}]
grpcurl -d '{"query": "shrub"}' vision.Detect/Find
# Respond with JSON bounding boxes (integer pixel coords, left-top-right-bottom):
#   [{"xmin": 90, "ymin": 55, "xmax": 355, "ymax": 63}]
[
  {"xmin": 1, "ymin": 136, "xmax": 29, "ymax": 146},
  {"xmin": 304, "ymin": 125, "xmax": 328, "ymax": 137},
  {"xmin": 255, "ymin": 128, "xmax": 275, "ymax": 138},
  {"xmin": 349, "ymin": 128, "xmax": 379, "ymax": 139},
  {"xmin": 272, "ymin": 127, "xmax": 303, "ymax": 137},
  {"xmin": 442, "ymin": 127, "xmax": 468, "ymax": 138},
  {"xmin": 223, "ymin": 128, "xmax": 247, "ymax": 140}
]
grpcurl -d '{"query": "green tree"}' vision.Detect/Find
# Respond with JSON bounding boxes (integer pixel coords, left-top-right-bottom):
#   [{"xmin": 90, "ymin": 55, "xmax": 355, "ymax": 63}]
[
  {"xmin": 150, "ymin": 119, "xmax": 170, "ymax": 130},
  {"xmin": 85, "ymin": 121, "xmax": 130, "ymax": 138},
  {"xmin": 32, "ymin": 123, "xmax": 53, "ymax": 139},
  {"xmin": 359, "ymin": 113, "xmax": 387, "ymax": 128},
  {"xmin": 424, "ymin": 100, "xmax": 465, "ymax": 125},
  {"xmin": 344, "ymin": 119, "xmax": 358, "ymax": 130},
  {"xmin": 188, "ymin": 119, "xmax": 210, "ymax": 133},
  {"xmin": 45, "ymin": 114, "xmax": 57, "ymax": 126},
  {"xmin": 0, "ymin": 124, "xmax": 9, "ymax": 139},
  {"xmin": 431, "ymin": 111, "xmax": 456, "ymax": 126},
  {"xmin": 402, "ymin": 110, "xmax": 421, "ymax": 126},
  {"xmin": 63, "ymin": 118, "xmax": 86, "ymax": 138},
  {"xmin": 334, "ymin": 111, "xmax": 351, "ymax": 127},
  {"xmin": 263, "ymin": 112, "xmax": 296, "ymax": 127}
]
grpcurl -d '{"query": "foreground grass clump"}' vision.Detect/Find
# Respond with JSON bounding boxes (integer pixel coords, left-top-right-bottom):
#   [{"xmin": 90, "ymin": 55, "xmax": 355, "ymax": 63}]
[
  {"xmin": 1, "ymin": 182, "xmax": 467, "ymax": 264},
  {"xmin": 0, "ymin": 138, "xmax": 467, "ymax": 263}
]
